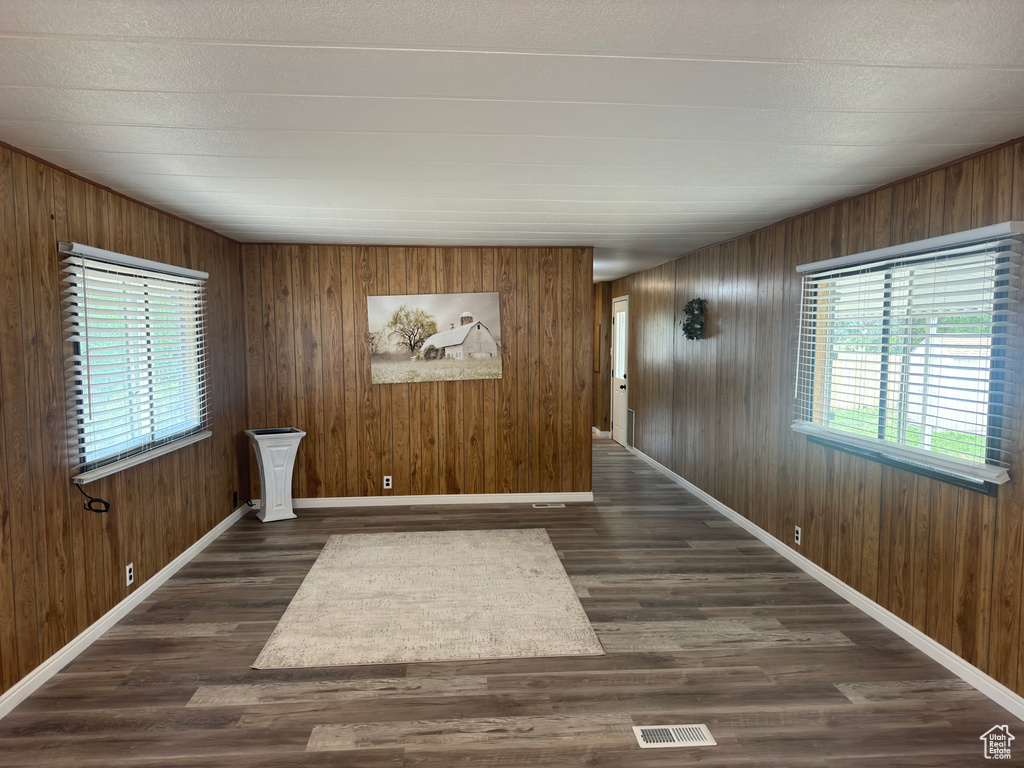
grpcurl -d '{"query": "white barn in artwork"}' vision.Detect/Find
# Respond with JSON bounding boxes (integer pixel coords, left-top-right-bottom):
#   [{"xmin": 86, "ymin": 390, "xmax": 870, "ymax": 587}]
[{"xmin": 420, "ymin": 311, "xmax": 499, "ymax": 360}]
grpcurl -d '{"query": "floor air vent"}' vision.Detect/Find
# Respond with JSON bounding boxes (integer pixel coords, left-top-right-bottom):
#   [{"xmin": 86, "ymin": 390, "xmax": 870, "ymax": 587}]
[
  {"xmin": 633, "ymin": 724, "xmax": 716, "ymax": 749},
  {"xmin": 532, "ymin": 502, "xmax": 566, "ymax": 508}
]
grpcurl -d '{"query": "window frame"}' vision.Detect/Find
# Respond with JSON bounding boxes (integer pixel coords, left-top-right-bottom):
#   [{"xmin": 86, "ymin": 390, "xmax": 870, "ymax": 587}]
[
  {"xmin": 61, "ymin": 242, "xmax": 211, "ymax": 485},
  {"xmin": 792, "ymin": 222, "xmax": 1022, "ymax": 493}
]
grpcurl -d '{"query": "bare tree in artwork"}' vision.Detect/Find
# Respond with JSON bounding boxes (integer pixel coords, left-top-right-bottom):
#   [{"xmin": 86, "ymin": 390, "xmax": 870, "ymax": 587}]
[
  {"xmin": 387, "ymin": 305, "xmax": 438, "ymax": 354},
  {"xmin": 367, "ymin": 329, "xmax": 388, "ymax": 358}
]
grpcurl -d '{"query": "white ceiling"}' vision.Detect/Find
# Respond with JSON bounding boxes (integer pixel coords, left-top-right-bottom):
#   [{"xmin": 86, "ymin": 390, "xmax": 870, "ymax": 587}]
[{"xmin": 2, "ymin": 1, "xmax": 1024, "ymax": 281}]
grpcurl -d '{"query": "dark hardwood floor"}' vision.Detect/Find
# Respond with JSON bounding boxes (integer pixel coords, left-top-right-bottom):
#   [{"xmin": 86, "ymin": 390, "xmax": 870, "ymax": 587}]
[{"xmin": 0, "ymin": 438, "xmax": 1012, "ymax": 766}]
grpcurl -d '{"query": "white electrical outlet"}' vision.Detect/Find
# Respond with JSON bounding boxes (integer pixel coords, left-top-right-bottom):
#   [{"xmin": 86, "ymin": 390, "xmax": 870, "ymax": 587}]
[
  {"xmin": 383, "ymin": 475, "xmax": 393, "ymax": 490},
  {"xmin": 794, "ymin": 526, "xmax": 802, "ymax": 546},
  {"xmin": 126, "ymin": 562, "xmax": 134, "ymax": 586}
]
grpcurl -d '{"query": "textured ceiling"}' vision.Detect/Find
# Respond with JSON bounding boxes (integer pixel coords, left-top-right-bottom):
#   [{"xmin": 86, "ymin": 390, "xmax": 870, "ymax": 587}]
[{"xmin": 2, "ymin": 1, "xmax": 1024, "ymax": 281}]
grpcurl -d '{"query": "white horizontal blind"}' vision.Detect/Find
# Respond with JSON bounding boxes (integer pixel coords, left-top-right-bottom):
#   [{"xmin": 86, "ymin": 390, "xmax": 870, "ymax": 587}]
[
  {"xmin": 62, "ymin": 244, "xmax": 209, "ymax": 479},
  {"xmin": 794, "ymin": 229, "xmax": 1020, "ymax": 486}
]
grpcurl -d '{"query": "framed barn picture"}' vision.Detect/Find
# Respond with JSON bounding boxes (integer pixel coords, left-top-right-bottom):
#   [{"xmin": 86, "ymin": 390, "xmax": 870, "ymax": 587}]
[{"xmin": 366, "ymin": 292, "xmax": 502, "ymax": 384}]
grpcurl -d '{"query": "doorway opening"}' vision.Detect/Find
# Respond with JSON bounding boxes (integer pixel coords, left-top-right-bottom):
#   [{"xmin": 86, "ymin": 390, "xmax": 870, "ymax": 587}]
[{"xmin": 611, "ymin": 295, "xmax": 628, "ymax": 447}]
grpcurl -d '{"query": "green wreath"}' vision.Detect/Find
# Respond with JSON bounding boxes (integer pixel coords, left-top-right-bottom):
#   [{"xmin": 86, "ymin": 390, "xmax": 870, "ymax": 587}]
[{"xmin": 682, "ymin": 298, "xmax": 705, "ymax": 340}]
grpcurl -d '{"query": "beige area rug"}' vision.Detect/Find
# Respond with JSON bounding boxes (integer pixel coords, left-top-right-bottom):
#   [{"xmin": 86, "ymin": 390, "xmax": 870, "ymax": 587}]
[{"xmin": 252, "ymin": 528, "xmax": 604, "ymax": 668}]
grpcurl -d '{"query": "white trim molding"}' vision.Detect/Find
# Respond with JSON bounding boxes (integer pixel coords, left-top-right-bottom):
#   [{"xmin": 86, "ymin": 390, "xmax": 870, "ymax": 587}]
[
  {"xmin": 74, "ymin": 431, "xmax": 212, "ymax": 485},
  {"xmin": 791, "ymin": 422, "xmax": 1009, "ymax": 487},
  {"xmin": 0, "ymin": 505, "xmax": 249, "ymax": 721},
  {"xmin": 626, "ymin": 445, "xmax": 1024, "ymax": 725},
  {"xmin": 592, "ymin": 427, "xmax": 611, "ymax": 438},
  {"xmin": 794, "ymin": 220, "xmax": 1024, "ymax": 274},
  {"xmin": 267, "ymin": 491, "xmax": 593, "ymax": 509},
  {"xmin": 59, "ymin": 241, "xmax": 209, "ymax": 280}
]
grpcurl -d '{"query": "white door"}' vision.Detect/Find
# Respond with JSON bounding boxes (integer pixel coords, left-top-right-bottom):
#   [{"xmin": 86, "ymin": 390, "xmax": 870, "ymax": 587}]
[{"xmin": 611, "ymin": 296, "xmax": 629, "ymax": 446}]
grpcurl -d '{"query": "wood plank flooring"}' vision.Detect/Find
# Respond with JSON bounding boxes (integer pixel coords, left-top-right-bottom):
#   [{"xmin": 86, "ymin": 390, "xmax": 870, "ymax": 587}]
[{"xmin": 0, "ymin": 438, "xmax": 1013, "ymax": 766}]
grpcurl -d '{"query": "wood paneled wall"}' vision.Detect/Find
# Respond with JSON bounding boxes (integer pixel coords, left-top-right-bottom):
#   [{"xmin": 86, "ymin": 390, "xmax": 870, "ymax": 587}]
[
  {"xmin": 242, "ymin": 246, "xmax": 593, "ymax": 498},
  {"xmin": 0, "ymin": 146, "xmax": 249, "ymax": 696},
  {"xmin": 592, "ymin": 282, "xmax": 612, "ymax": 433},
  {"xmin": 612, "ymin": 139, "xmax": 1024, "ymax": 696}
]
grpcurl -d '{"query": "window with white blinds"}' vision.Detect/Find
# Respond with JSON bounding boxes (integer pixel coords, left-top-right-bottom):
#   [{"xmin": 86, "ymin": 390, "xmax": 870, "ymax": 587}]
[
  {"xmin": 793, "ymin": 222, "xmax": 1021, "ymax": 490},
  {"xmin": 61, "ymin": 242, "xmax": 210, "ymax": 484}
]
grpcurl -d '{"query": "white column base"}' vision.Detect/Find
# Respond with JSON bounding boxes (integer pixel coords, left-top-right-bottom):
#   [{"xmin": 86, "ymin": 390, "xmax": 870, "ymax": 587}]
[
  {"xmin": 256, "ymin": 507, "xmax": 297, "ymax": 523},
  {"xmin": 245, "ymin": 428, "xmax": 305, "ymax": 524}
]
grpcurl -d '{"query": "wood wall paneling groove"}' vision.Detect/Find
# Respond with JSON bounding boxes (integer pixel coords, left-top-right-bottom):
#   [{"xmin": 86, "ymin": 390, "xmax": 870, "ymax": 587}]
[
  {"xmin": 242, "ymin": 245, "xmax": 594, "ymax": 500},
  {"xmin": 612, "ymin": 136, "xmax": 1024, "ymax": 697},
  {"xmin": 592, "ymin": 282, "xmax": 612, "ymax": 433},
  {"xmin": 0, "ymin": 145, "xmax": 249, "ymax": 697}
]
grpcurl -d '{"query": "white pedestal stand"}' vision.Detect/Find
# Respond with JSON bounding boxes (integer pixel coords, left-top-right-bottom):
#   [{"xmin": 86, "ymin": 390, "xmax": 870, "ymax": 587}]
[{"xmin": 245, "ymin": 428, "xmax": 305, "ymax": 523}]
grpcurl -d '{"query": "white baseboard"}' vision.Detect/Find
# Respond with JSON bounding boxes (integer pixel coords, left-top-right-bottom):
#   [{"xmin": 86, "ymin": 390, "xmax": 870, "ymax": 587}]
[
  {"xmin": 626, "ymin": 445, "xmax": 1024, "ymax": 725},
  {"xmin": 591, "ymin": 427, "xmax": 611, "ymax": 437},
  {"xmin": 0, "ymin": 505, "xmax": 249, "ymax": 721},
  {"xmin": 285, "ymin": 491, "xmax": 593, "ymax": 509}
]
